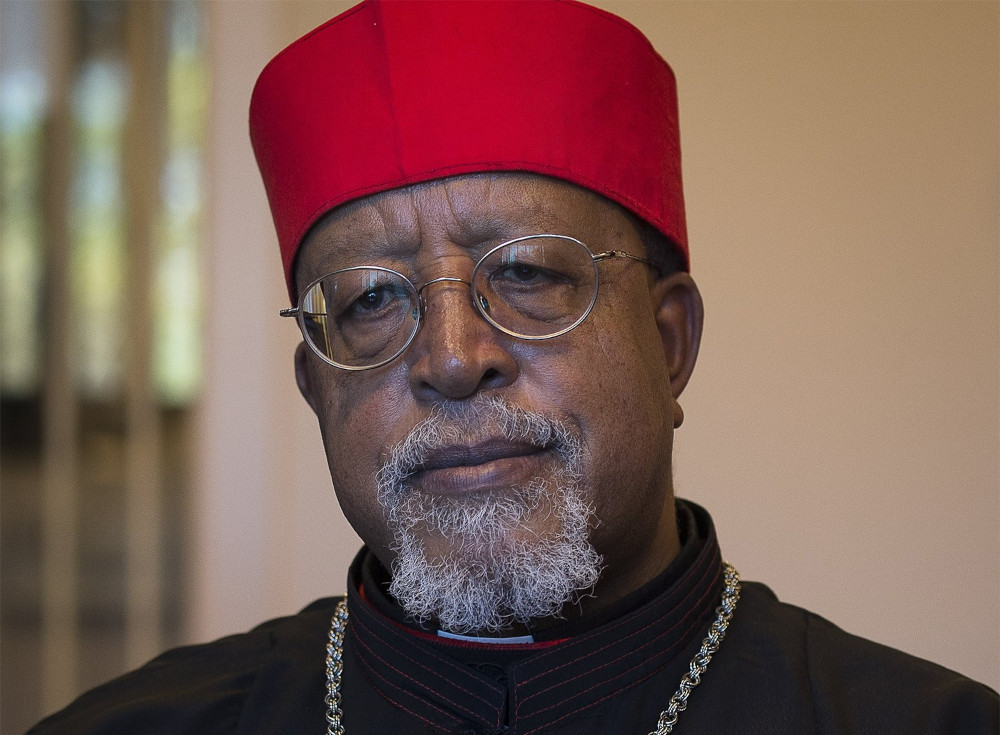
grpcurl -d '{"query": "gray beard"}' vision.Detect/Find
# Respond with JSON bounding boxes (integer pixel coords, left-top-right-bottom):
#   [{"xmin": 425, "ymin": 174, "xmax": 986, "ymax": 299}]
[{"xmin": 376, "ymin": 395, "xmax": 603, "ymax": 634}]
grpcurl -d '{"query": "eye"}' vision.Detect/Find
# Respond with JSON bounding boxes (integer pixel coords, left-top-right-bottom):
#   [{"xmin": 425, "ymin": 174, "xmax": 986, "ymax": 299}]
[
  {"xmin": 341, "ymin": 283, "xmax": 405, "ymax": 318},
  {"xmin": 322, "ymin": 269, "xmax": 413, "ymax": 324},
  {"xmin": 501, "ymin": 263, "xmax": 547, "ymax": 283},
  {"xmin": 492, "ymin": 261, "xmax": 567, "ymax": 288},
  {"xmin": 354, "ymin": 287, "xmax": 389, "ymax": 311}
]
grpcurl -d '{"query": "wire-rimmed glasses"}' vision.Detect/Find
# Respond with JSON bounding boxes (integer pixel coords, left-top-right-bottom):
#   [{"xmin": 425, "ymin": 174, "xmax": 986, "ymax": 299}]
[{"xmin": 280, "ymin": 234, "xmax": 655, "ymax": 371}]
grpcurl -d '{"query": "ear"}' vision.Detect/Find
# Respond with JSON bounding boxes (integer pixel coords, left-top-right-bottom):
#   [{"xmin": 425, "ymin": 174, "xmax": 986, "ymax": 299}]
[
  {"xmin": 294, "ymin": 341, "xmax": 319, "ymax": 413},
  {"xmin": 651, "ymin": 273, "xmax": 704, "ymax": 426}
]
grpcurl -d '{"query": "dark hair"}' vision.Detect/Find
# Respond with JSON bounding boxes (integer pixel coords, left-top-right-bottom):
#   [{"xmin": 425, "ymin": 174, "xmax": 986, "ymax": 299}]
[{"xmin": 630, "ymin": 215, "xmax": 686, "ymax": 276}]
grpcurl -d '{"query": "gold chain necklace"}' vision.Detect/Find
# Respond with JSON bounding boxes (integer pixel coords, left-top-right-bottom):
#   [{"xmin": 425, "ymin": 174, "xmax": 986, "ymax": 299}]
[{"xmin": 326, "ymin": 561, "xmax": 740, "ymax": 735}]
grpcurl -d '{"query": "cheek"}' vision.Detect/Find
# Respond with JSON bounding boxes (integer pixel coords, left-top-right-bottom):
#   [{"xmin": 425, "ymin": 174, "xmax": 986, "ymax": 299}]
[
  {"xmin": 589, "ymin": 335, "xmax": 673, "ymax": 469},
  {"xmin": 573, "ymin": 297, "xmax": 674, "ymax": 434},
  {"xmin": 564, "ymin": 304, "xmax": 676, "ymax": 539},
  {"xmin": 310, "ymin": 367, "xmax": 410, "ymax": 557}
]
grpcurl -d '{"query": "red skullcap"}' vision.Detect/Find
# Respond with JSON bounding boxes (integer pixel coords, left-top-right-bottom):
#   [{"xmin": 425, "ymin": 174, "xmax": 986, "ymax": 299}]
[{"xmin": 250, "ymin": 0, "xmax": 687, "ymax": 302}]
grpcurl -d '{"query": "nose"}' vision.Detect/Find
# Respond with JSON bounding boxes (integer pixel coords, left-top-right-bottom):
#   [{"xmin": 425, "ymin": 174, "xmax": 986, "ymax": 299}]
[{"xmin": 406, "ymin": 277, "xmax": 518, "ymax": 401}]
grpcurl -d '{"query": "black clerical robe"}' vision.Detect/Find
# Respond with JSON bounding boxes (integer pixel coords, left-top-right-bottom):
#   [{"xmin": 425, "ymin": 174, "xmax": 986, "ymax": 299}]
[{"xmin": 29, "ymin": 502, "xmax": 999, "ymax": 734}]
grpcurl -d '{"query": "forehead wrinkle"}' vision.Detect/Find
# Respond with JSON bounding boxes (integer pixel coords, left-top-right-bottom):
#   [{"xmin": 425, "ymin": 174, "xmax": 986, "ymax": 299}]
[
  {"xmin": 410, "ymin": 180, "xmax": 474, "ymax": 247},
  {"xmin": 434, "ymin": 174, "xmax": 566, "ymax": 246},
  {"xmin": 412, "ymin": 174, "xmax": 625, "ymax": 251},
  {"xmin": 442, "ymin": 180, "xmax": 464, "ymax": 243},
  {"xmin": 302, "ymin": 210, "xmax": 386, "ymax": 274},
  {"xmin": 435, "ymin": 180, "xmax": 496, "ymax": 248},
  {"xmin": 488, "ymin": 175, "xmax": 627, "ymax": 245},
  {"xmin": 403, "ymin": 185, "xmax": 431, "ymax": 257}
]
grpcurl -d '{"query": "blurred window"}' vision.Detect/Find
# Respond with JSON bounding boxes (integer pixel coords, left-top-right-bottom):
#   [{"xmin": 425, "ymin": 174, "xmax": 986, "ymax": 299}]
[{"xmin": 0, "ymin": 2, "xmax": 206, "ymax": 731}]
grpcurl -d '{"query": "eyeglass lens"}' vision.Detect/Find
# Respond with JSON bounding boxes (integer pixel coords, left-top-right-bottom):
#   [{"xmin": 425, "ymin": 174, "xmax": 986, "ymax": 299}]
[{"xmin": 298, "ymin": 235, "xmax": 600, "ymax": 369}]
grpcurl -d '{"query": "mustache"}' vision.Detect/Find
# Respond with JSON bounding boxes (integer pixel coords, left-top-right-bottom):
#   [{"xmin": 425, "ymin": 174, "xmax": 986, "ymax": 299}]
[{"xmin": 376, "ymin": 395, "xmax": 580, "ymax": 498}]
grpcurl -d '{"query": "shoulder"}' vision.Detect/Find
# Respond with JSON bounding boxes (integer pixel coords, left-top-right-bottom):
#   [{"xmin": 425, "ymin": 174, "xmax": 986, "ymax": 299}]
[
  {"xmin": 731, "ymin": 581, "xmax": 999, "ymax": 733},
  {"xmin": 27, "ymin": 598, "xmax": 340, "ymax": 735}
]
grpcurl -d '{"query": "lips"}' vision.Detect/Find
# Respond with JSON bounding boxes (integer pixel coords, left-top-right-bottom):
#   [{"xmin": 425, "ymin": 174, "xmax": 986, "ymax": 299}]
[{"xmin": 407, "ymin": 439, "xmax": 549, "ymax": 495}]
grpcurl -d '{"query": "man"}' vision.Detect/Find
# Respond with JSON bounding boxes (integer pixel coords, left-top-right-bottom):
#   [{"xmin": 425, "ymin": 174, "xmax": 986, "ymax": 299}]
[{"xmin": 30, "ymin": 1, "xmax": 998, "ymax": 733}]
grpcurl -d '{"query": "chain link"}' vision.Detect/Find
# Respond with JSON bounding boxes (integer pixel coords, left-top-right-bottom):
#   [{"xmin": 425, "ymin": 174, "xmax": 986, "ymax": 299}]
[
  {"xmin": 650, "ymin": 561, "xmax": 740, "ymax": 734},
  {"xmin": 325, "ymin": 599, "xmax": 349, "ymax": 735},
  {"xmin": 327, "ymin": 561, "xmax": 740, "ymax": 735}
]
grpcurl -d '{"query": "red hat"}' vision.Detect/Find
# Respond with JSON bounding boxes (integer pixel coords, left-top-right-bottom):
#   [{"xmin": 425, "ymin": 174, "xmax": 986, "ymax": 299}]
[{"xmin": 250, "ymin": 0, "xmax": 687, "ymax": 302}]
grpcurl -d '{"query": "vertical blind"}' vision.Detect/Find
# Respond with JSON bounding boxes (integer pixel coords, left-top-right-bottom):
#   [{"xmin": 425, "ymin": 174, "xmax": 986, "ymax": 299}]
[{"xmin": 0, "ymin": 1, "xmax": 205, "ymax": 731}]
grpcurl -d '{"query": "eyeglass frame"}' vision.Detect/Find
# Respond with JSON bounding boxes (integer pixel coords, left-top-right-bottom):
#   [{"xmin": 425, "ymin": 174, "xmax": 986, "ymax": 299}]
[{"xmin": 279, "ymin": 233, "xmax": 657, "ymax": 371}]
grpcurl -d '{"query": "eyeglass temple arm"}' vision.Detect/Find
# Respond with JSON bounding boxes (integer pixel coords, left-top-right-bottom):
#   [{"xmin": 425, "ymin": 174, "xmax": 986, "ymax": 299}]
[
  {"xmin": 279, "ymin": 308, "xmax": 330, "ymax": 318},
  {"xmin": 592, "ymin": 250, "xmax": 658, "ymax": 270}
]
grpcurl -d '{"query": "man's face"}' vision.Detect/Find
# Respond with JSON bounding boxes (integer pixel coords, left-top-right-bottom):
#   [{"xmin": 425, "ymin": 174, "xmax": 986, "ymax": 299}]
[{"xmin": 295, "ymin": 173, "xmax": 702, "ymax": 629}]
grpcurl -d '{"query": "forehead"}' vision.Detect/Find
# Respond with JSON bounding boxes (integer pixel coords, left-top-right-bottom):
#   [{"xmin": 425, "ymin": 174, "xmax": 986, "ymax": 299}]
[{"xmin": 294, "ymin": 173, "xmax": 636, "ymax": 282}]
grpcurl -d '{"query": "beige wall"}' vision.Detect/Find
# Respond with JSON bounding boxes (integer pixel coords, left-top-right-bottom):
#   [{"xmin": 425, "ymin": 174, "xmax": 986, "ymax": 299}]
[{"xmin": 194, "ymin": 1, "xmax": 999, "ymax": 690}]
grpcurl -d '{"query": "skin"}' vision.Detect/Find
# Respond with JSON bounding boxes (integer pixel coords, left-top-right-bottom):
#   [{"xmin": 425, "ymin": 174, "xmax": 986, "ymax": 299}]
[{"xmin": 294, "ymin": 172, "xmax": 703, "ymax": 630}]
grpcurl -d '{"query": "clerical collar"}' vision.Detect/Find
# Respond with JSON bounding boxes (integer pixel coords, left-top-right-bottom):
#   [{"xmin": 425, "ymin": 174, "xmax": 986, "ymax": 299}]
[
  {"xmin": 357, "ymin": 499, "xmax": 707, "ymax": 643},
  {"xmin": 437, "ymin": 629, "xmax": 536, "ymax": 644}
]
